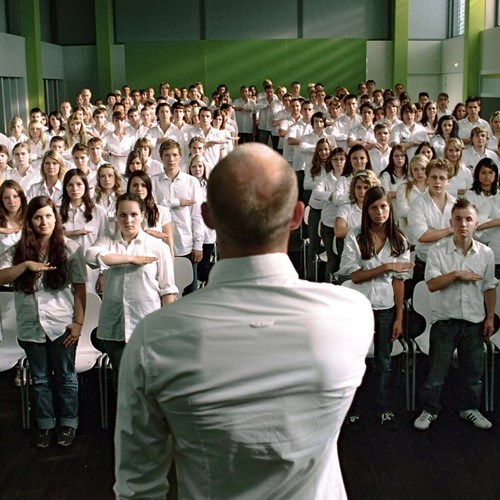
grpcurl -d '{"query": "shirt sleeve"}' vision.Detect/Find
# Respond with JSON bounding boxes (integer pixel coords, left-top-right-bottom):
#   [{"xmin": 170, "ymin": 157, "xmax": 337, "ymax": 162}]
[
  {"xmin": 339, "ymin": 229, "xmax": 362, "ymax": 276},
  {"xmin": 408, "ymin": 196, "xmax": 429, "ymax": 241},
  {"xmin": 68, "ymin": 244, "xmax": 88, "ymax": 284},
  {"xmin": 114, "ymin": 324, "xmax": 173, "ymax": 500}
]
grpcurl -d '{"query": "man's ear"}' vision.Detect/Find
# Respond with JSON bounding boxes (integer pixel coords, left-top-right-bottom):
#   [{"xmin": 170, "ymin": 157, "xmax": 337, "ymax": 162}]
[
  {"xmin": 201, "ymin": 202, "xmax": 215, "ymax": 229},
  {"xmin": 290, "ymin": 201, "xmax": 305, "ymax": 231}
]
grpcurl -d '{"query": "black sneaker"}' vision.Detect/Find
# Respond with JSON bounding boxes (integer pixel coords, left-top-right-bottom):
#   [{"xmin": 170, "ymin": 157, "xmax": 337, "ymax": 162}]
[
  {"xmin": 35, "ymin": 429, "xmax": 52, "ymax": 448},
  {"xmin": 57, "ymin": 427, "xmax": 76, "ymax": 447},
  {"xmin": 380, "ymin": 411, "xmax": 397, "ymax": 429}
]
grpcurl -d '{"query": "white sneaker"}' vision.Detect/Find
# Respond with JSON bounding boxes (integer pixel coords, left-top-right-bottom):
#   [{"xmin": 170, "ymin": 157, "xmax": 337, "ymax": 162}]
[
  {"xmin": 414, "ymin": 410, "xmax": 437, "ymax": 430},
  {"xmin": 459, "ymin": 409, "xmax": 492, "ymax": 430}
]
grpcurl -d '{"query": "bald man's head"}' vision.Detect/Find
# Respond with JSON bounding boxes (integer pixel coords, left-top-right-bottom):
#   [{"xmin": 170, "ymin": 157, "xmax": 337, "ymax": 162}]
[{"xmin": 206, "ymin": 144, "xmax": 298, "ymax": 250}]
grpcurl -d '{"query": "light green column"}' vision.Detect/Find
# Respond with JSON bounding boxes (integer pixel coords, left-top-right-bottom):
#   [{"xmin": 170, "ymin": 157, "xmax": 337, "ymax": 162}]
[
  {"xmin": 95, "ymin": 0, "xmax": 115, "ymax": 98},
  {"xmin": 463, "ymin": 0, "xmax": 486, "ymax": 98},
  {"xmin": 392, "ymin": 0, "xmax": 409, "ymax": 90},
  {"xmin": 19, "ymin": 0, "xmax": 44, "ymax": 111}
]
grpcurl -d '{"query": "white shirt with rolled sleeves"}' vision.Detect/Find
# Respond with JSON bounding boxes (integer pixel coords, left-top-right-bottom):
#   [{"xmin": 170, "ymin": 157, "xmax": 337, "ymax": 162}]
[
  {"xmin": 339, "ymin": 226, "xmax": 411, "ymax": 310},
  {"xmin": 408, "ymin": 190, "xmax": 456, "ymax": 262},
  {"xmin": 85, "ymin": 230, "xmax": 178, "ymax": 342},
  {"xmin": 151, "ymin": 171, "xmax": 204, "ymax": 256},
  {"xmin": 232, "ymin": 97, "xmax": 255, "ymax": 134},
  {"xmin": 113, "ymin": 253, "xmax": 374, "ymax": 500},
  {"xmin": 425, "ymin": 237, "xmax": 497, "ymax": 323},
  {"xmin": 0, "ymin": 239, "xmax": 87, "ymax": 342}
]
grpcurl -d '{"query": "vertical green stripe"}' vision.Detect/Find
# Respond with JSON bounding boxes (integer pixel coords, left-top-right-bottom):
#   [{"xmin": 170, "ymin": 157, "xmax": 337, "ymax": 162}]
[
  {"xmin": 463, "ymin": 0, "xmax": 485, "ymax": 98},
  {"xmin": 95, "ymin": 0, "xmax": 114, "ymax": 97},
  {"xmin": 392, "ymin": 0, "xmax": 409, "ymax": 90},
  {"xmin": 19, "ymin": 0, "xmax": 44, "ymax": 111}
]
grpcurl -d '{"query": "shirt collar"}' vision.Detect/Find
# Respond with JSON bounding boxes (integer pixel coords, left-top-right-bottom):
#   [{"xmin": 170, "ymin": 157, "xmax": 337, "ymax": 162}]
[
  {"xmin": 446, "ymin": 236, "xmax": 479, "ymax": 255},
  {"xmin": 207, "ymin": 253, "xmax": 298, "ymax": 287}
]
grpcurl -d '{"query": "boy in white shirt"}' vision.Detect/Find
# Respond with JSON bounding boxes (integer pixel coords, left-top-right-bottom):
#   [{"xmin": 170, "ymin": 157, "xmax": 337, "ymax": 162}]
[
  {"xmin": 408, "ymin": 158, "xmax": 456, "ymax": 283},
  {"xmin": 414, "ymin": 199, "xmax": 496, "ymax": 430}
]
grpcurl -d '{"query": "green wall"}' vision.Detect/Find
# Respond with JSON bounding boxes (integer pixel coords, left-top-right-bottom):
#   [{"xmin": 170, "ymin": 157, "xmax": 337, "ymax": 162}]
[{"xmin": 124, "ymin": 39, "xmax": 366, "ymax": 95}]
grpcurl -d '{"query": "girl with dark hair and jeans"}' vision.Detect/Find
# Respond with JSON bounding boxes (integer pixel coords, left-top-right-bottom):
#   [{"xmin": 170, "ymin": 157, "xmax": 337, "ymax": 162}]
[
  {"xmin": 0, "ymin": 195, "xmax": 87, "ymax": 448},
  {"xmin": 339, "ymin": 186, "xmax": 412, "ymax": 428}
]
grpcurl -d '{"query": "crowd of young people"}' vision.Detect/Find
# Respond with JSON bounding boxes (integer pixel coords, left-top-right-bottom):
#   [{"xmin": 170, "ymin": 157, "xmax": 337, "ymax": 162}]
[{"xmin": 0, "ymin": 79, "xmax": 499, "ymax": 447}]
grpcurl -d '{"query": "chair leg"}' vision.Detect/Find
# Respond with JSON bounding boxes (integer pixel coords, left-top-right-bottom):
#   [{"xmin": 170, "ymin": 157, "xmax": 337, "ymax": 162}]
[
  {"xmin": 98, "ymin": 354, "xmax": 109, "ymax": 429},
  {"xmin": 409, "ymin": 339, "xmax": 417, "ymax": 412},
  {"xmin": 19, "ymin": 358, "xmax": 30, "ymax": 429}
]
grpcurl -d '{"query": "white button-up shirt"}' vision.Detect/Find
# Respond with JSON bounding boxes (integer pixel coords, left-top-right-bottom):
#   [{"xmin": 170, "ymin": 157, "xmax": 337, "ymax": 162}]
[
  {"xmin": 339, "ymin": 226, "xmax": 410, "ymax": 309},
  {"xmin": 0, "ymin": 239, "xmax": 87, "ymax": 342},
  {"xmin": 151, "ymin": 171, "xmax": 204, "ymax": 256},
  {"xmin": 27, "ymin": 180, "xmax": 64, "ymax": 206},
  {"xmin": 85, "ymin": 229, "xmax": 178, "ymax": 342},
  {"xmin": 425, "ymin": 237, "xmax": 497, "ymax": 323},
  {"xmin": 408, "ymin": 191, "xmax": 456, "ymax": 261},
  {"xmin": 114, "ymin": 253, "xmax": 374, "ymax": 500}
]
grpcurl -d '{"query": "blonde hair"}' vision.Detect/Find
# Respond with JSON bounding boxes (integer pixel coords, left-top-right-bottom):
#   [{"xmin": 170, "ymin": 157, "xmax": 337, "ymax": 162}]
[
  {"xmin": 405, "ymin": 154, "xmax": 429, "ymax": 197},
  {"xmin": 348, "ymin": 169, "xmax": 380, "ymax": 204}
]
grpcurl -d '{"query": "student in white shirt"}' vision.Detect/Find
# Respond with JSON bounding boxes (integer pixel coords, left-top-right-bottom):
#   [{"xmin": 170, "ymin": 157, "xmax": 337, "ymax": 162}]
[
  {"xmin": 430, "ymin": 115, "xmax": 459, "ymax": 158},
  {"xmin": 126, "ymin": 170, "xmax": 174, "ymax": 258},
  {"xmin": 317, "ymin": 147, "xmax": 346, "ymax": 282},
  {"xmin": 27, "ymin": 150, "xmax": 65, "ymax": 206},
  {"xmin": 414, "ymin": 199, "xmax": 496, "ymax": 431},
  {"xmin": 369, "ymin": 122, "xmax": 392, "ymax": 176},
  {"xmin": 396, "ymin": 154, "xmax": 429, "ymax": 245},
  {"xmin": 458, "ymin": 96, "xmax": 492, "ymax": 146},
  {"xmin": 390, "ymin": 102, "xmax": 428, "ymax": 160},
  {"xmin": 85, "ymin": 193, "xmax": 177, "ymax": 382},
  {"xmin": 379, "ymin": 145, "xmax": 408, "ymax": 209},
  {"xmin": 151, "ymin": 139, "xmax": 204, "ymax": 294},
  {"xmin": 443, "ymin": 137, "xmax": 473, "ymax": 198},
  {"xmin": 59, "ymin": 169, "xmax": 109, "ymax": 291},
  {"xmin": 461, "ymin": 126, "xmax": 499, "ymax": 172},
  {"xmin": 408, "ymin": 158, "xmax": 456, "ymax": 283},
  {"xmin": 7, "ymin": 116, "xmax": 28, "ymax": 157},
  {"xmin": 335, "ymin": 170, "xmax": 380, "ymax": 267},
  {"xmin": 0, "ymin": 196, "xmax": 87, "ymax": 448},
  {"xmin": 340, "ymin": 186, "xmax": 412, "ymax": 427},
  {"xmin": 0, "ymin": 180, "xmax": 26, "ymax": 257},
  {"xmin": 333, "ymin": 144, "xmax": 373, "ymax": 206},
  {"xmin": 5, "ymin": 142, "xmax": 41, "ymax": 192}
]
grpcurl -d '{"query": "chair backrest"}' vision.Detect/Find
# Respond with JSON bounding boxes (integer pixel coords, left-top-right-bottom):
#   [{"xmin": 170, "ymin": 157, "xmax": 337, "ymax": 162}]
[
  {"xmin": 341, "ymin": 280, "xmax": 404, "ymax": 357},
  {"xmin": 174, "ymin": 257, "xmax": 194, "ymax": 297},
  {"xmin": 0, "ymin": 290, "xmax": 25, "ymax": 371},
  {"xmin": 75, "ymin": 292, "xmax": 102, "ymax": 373},
  {"xmin": 411, "ymin": 281, "xmax": 432, "ymax": 355}
]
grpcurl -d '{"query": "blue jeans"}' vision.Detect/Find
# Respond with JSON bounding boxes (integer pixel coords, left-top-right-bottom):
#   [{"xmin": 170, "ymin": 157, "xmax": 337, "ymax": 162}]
[
  {"xmin": 373, "ymin": 308, "xmax": 395, "ymax": 411},
  {"xmin": 19, "ymin": 332, "xmax": 78, "ymax": 430},
  {"xmin": 420, "ymin": 319, "xmax": 484, "ymax": 413},
  {"xmin": 349, "ymin": 307, "xmax": 394, "ymax": 415}
]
